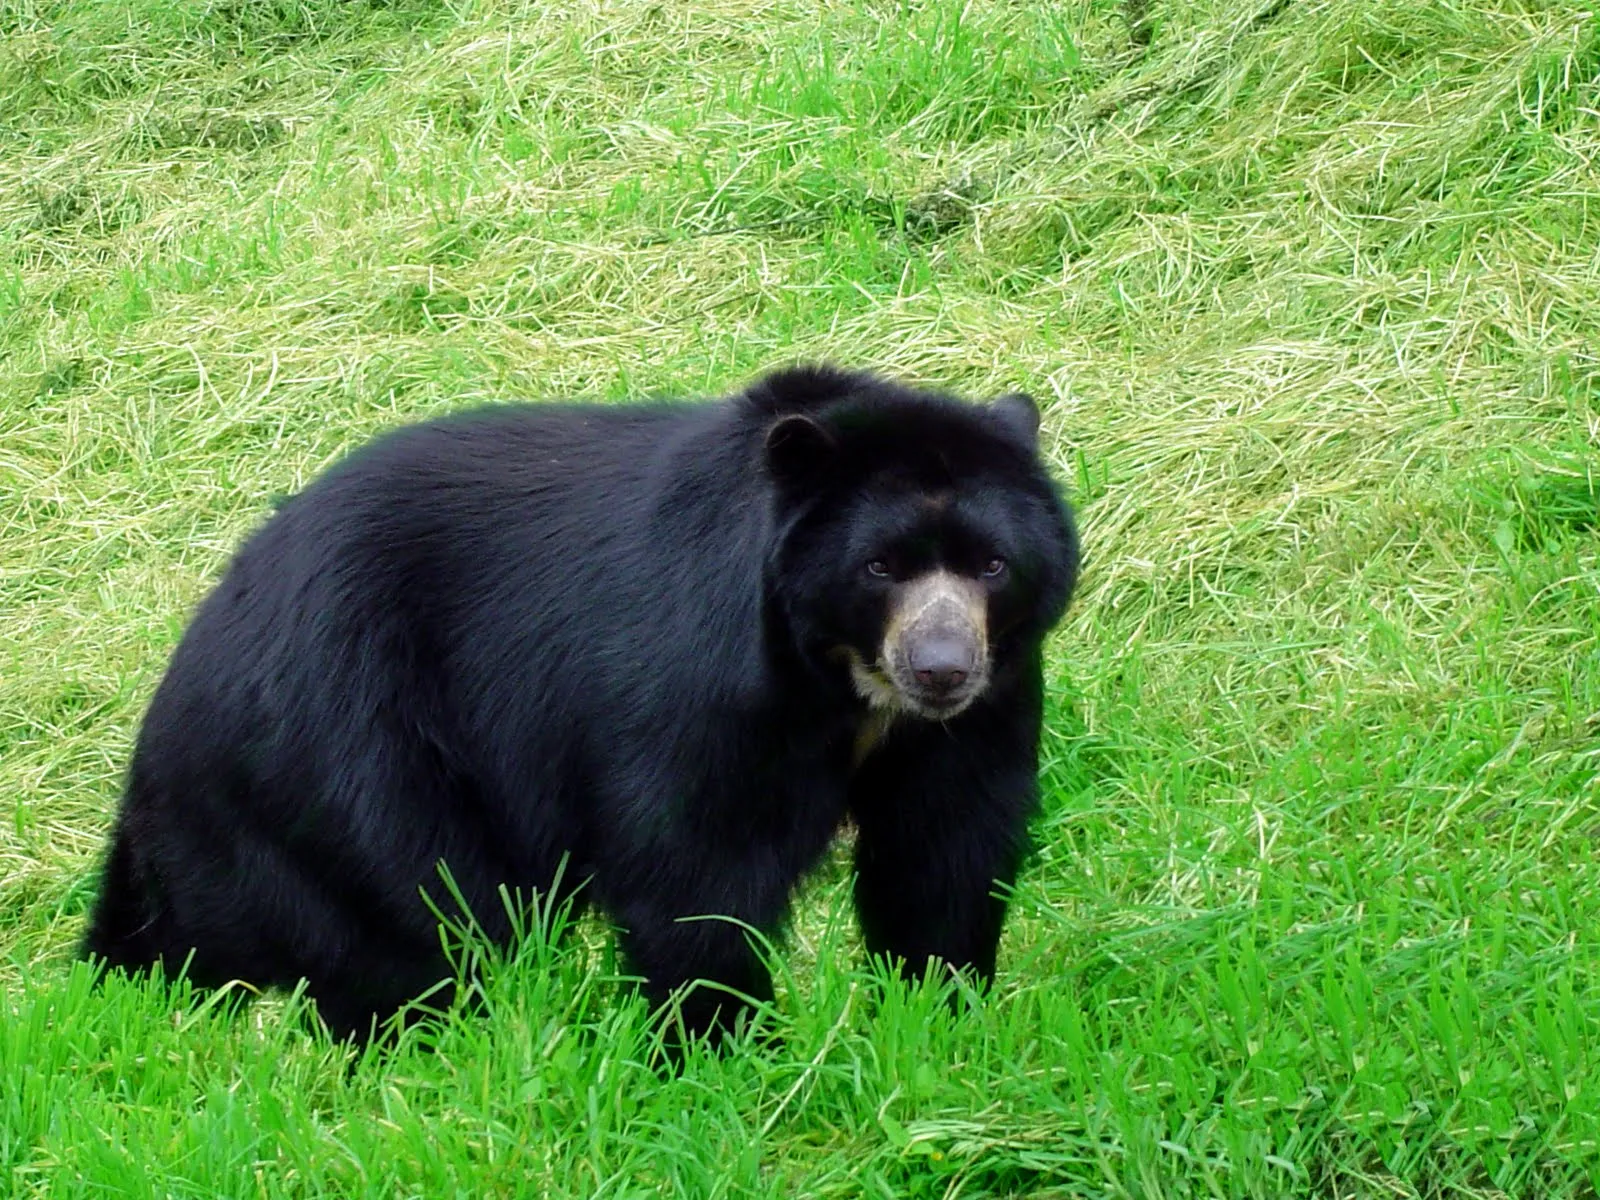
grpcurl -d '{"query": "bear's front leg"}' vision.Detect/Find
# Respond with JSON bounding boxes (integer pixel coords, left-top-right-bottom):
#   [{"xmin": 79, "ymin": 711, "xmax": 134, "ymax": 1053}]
[{"xmin": 848, "ymin": 692, "xmax": 1043, "ymax": 987}]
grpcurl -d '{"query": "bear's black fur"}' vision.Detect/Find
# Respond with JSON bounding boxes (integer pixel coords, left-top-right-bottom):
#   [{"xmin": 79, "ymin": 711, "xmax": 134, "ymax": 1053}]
[{"xmin": 83, "ymin": 366, "xmax": 1080, "ymax": 1042}]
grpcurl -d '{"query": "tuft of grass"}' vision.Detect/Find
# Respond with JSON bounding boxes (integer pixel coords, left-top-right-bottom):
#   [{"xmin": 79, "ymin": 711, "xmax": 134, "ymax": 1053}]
[{"xmin": 3, "ymin": 0, "xmax": 1598, "ymax": 1194}]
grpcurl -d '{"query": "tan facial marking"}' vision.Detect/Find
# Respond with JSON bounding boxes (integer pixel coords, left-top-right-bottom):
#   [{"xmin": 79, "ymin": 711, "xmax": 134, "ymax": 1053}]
[
  {"xmin": 827, "ymin": 647, "xmax": 901, "ymax": 768},
  {"xmin": 837, "ymin": 646, "xmax": 900, "ymax": 711},
  {"xmin": 850, "ymin": 571, "xmax": 992, "ymax": 722},
  {"xmin": 881, "ymin": 570, "xmax": 988, "ymax": 683},
  {"xmin": 833, "ymin": 571, "xmax": 992, "ymax": 727}
]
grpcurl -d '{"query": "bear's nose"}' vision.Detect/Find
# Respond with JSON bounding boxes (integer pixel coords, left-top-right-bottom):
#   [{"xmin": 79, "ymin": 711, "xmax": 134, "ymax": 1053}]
[{"xmin": 910, "ymin": 638, "xmax": 974, "ymax": 693}]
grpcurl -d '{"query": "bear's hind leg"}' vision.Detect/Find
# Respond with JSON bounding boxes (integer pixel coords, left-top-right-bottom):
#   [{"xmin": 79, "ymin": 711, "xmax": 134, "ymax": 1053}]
[{"xmin": 81, "ymin": 829, "xmax": 172, "ymax": 976}]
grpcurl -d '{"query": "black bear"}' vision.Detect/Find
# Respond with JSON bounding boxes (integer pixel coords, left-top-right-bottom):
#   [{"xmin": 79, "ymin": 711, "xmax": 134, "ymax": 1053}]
[{"xmin": 83, "ymin": 365, "xmax": 1080, "ymax": 1043}]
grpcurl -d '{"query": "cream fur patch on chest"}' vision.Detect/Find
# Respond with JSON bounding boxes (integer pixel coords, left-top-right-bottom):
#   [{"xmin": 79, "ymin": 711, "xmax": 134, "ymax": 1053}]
[{"xmin": 851, "ymin": 706, "xmax": 897, "ymax": 769}]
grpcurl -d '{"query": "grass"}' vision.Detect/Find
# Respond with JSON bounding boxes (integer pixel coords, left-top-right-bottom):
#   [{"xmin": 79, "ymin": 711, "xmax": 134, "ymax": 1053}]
[{"xmin": 2, "ymin": 0, "xmax": 1598, "ymax": 1194}]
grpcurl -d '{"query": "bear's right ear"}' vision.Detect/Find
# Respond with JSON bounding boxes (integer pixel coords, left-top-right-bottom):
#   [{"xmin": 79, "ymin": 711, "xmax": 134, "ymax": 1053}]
[
  {"xmin": 764, "ymin": 414, "xmax": 838, "ymax": 488},
  {"xmin": 990, "ymin": 392, "xmax": 1041, "ymax": 448}
]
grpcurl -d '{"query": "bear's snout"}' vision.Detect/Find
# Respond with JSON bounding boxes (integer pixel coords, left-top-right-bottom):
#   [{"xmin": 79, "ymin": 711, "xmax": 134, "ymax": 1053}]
[
  {"xmin": 883, "ymin": 572, "xmax": 991, "ymax": 719},
  {"xmin": 908, "ymin": 632, "xmax": 975, "ymax": 692}
]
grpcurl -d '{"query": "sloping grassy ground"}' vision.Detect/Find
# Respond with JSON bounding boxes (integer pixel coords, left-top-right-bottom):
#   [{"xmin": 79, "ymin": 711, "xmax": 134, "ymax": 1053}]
[{"xmin": 3, "ymin": 0, "xmax": 1598, "ymax": 1194}]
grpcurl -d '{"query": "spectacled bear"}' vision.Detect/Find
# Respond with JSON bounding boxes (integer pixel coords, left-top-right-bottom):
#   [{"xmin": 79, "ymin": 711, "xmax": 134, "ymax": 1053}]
[{"xmin": 83, "ymin": 365, "xmax": 1081, "ymax": 1043}]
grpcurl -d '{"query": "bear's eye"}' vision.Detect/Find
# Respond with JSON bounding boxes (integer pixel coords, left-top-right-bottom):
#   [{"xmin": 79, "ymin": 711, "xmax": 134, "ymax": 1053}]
[
  {"xmin": 865, "ymin": 560, "xmax": 891, "ymax": 579},
  {"xmin": 982, "ymin": 557, "xmax": 1007, "ymax": 578}
]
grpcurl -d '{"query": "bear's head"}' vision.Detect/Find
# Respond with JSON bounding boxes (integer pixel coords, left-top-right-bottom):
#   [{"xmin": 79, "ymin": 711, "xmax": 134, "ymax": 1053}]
[{"xmin": 757, "ymin": 369, "xmax": 1080, "ymax": 721}]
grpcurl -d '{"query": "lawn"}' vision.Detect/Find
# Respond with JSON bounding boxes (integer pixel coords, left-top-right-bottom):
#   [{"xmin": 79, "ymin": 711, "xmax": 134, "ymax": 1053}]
[{"xmin": 2, "ymin": 0, "xmax": 1597, "ymax": 1195}]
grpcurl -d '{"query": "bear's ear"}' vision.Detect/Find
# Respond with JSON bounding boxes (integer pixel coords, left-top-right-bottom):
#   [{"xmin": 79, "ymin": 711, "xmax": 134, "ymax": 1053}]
[
  {"xmin": 764, "ymin": 414, "xmax": 838, "ymax": 487},
  {"xmin": 990, "ymin": 392, "xmax": 1041, "ymax": 447}
]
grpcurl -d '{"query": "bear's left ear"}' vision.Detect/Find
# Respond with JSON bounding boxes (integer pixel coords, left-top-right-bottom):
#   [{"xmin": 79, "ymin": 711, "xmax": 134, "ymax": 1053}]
[
  {"xmin": 990, "ymin": 392, "xmax": 1041, "ymax": 447},
  {"xmin": 764, "ymin": 414, "xmax": 838, "ymax": 488}
]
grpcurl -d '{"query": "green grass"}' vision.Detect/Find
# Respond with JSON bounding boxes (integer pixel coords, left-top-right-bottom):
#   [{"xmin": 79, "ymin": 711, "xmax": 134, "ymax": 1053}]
[{"xmin": 3, "ymin": 0, "xmax": 1598, "ymax": 1194}]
